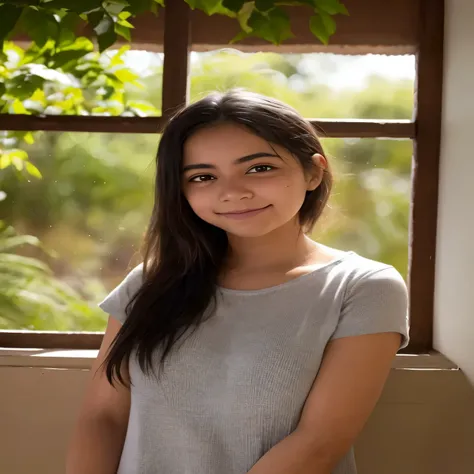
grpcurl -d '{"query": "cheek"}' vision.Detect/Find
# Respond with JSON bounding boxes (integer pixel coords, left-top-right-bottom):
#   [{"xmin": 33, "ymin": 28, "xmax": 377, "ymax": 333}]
[
  {"xmin": 265, "ymin": 175, "xmax": 308, "ymax": 205},
  {"xmin": 183, "ymin": 187, "xmax": 213, "ymax": 218}
]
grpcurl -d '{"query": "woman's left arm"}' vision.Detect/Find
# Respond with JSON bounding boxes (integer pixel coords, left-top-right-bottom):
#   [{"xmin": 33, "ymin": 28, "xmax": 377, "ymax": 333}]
[{"xmin": 246, "ymin": 332, "xmax": 401, "ymax": 474}]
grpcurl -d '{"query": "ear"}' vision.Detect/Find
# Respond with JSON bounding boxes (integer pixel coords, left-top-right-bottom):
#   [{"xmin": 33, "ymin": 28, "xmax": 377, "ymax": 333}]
[{"xmin": 306, "ymin": 153, "xmax": 327, "ymax": 191}]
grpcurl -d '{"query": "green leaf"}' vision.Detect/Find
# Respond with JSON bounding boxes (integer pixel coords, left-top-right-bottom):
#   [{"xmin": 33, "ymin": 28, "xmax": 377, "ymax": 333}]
[
  {"xmin": 49, "ymin": 48, "xmax": 91, "ymax": 69},
  {"xmin": 25, "ymin": 161, "xmax": 42, "ymax": 179},
  {"xmin": 230, "ymin": 30, "xmax": 250, "ymax": 44},
  {"xmin": 59, "ymin": 36, "xmax": 94, "ymax": 53},
  {"xmin": 255, "ymin": 0, "xmax": 274, "ymax": 12},
  {"xmin": 104, "ymin": 1, "xmax": 128, "ymax": 16},
  {"xmin": 118, "ymin": 11, "xmax": 132, "ymax": 20},
  {"xmin": 110, "ymin": 44, "xmax": 130, "ymax": 66},
  {"xmin": 117, "ymin": 17, "xmax": 134, "ymax": 28},
  {"xmin": 0, "ymin": 153, "xmax": 12, "ymax": 169},
  {"xmin": 114, "ymin": 68, "xmax": 139, "ymax": 83},
  {"xmin": 0, "ymin": 5, "xmax": 22, "ymax": 45},
  {"xmin": 11, "ymin": 153, "xmax": 25, "ymax": 171},
  {"xmin": 127, "ymin": 100, "xmax": 159, "ymax": 116},
  {"xmin": 186, "ymin": 0, "xmax": 225, "ymax": 15},
  {"xmin": 57, "ymin": 12, "xmax": 80, "ymax": 47},
  {"xmin": 93, "ymin": 13, "xmax": 117, "ymax": 52},
  {"xmin": 12, "ymin": 158, "xmax": 24, "ymax": 171},
  {"xmin": 222, "ymin": 0, "xmax": 246, "ymax": 12},
  {"xmin": 22, "ymin": 8, "xmax": 60, "ymax": 48},
  {"xmin": 235, "ymin": 1, "xmax": 254, "ymax": 32},
  {"xmin": 10, "ymin": 99, "xmax": 29, "ymax": 115},
  {"xmin": 247, "ymin": 8, "xmax": 293, "ymax": 45},
  {"xmin": 315, "ymin": 0, "xmax": 349, "ymax": 15},
  {"xmin": 115, "ymin": 23, "xmax": 132, "ymax": 41},
  {"xmin": 309, "ymin": 13, "xmax": 335, "ymax": 45},
  {"xmin": 87, "ymin": 8, "xmax": 105, "ymax": 28},
  {"xmin": 0, "ymin": 234, "xmax": 40, "ymax": 253},
  {"xmin": 320, "ymin": 11, "xmax": 336, "ymax": 35},
  {"xmin": 23, "ymin": 132, "xmax": 35, "ymax": 145},
  {"xmin": 0, "ymin": 82, "xmax": 5, "ymax": 98},
  {"xmin": 10, "ymin": 149, "xmax": 28, "ymax": 161},
  {"xmin": 7, "ymin": 73, "xmax": 45, "ymax": 100}
]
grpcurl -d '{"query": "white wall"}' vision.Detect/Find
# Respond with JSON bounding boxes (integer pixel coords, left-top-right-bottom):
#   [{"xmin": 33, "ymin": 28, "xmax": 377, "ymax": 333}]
[{"xmin": 434, "ymin": 0, "xmax": 474, "ymax": 384}]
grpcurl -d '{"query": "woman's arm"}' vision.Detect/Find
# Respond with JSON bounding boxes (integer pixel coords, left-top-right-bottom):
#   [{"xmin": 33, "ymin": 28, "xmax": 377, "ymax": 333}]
[
  {"xmin": 246, "ymin": 332, "xmax": 401, "ymax": 474},
  {"xmin": 66, "ymin": 316, "xmax": 131, "ymax": 474}
]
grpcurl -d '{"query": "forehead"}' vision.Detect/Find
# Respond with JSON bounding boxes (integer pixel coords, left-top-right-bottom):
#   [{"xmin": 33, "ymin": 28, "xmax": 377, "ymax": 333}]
[{"xmin": 183, "ymin": 122, "xmax": 278, "ymax": 164}]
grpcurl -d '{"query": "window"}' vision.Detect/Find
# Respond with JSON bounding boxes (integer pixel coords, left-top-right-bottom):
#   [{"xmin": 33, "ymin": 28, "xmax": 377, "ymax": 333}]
[
  {"xmin": 0, "ymin": 0, "xmax": 444, "ymax": 353},
  {"xmin": 1, "ymin": 132, "xmax": 157, "ymax": 332},
  {"xmin": 190, "ymin": 50, "xmax": 415, "ymax": 119}
]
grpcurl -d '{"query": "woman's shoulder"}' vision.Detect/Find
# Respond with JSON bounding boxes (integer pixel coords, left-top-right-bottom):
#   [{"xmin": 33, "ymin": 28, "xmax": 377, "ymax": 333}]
[
  {"xmin": 97, "ymin": 262, "xmax": 144, "ymax": 323},
  {"xmin": 314, "ymin": 244, "xmax": 394, "ymax": 275},
  {"xmin": 334, "ymin": 251, "xmax": 406, "ymax": 296}
]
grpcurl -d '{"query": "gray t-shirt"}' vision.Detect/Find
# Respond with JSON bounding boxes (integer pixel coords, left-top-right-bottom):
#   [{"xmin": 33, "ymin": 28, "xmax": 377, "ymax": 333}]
[{"xmin": 98, "ymin": 251, "xmax": 409, "ymax": 474}]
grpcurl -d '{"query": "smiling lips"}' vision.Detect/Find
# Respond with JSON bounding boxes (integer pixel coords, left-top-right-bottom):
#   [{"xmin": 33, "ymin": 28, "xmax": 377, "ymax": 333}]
[{"xmin": 218, "ymin": 205, "xmax": 272, "ymax": 219}]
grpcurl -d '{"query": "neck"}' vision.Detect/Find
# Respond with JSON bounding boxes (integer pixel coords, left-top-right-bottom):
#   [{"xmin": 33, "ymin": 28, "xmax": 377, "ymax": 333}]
[{"xmin": 224, "ymin": 218, "xmax": 318, "ymax": 272}]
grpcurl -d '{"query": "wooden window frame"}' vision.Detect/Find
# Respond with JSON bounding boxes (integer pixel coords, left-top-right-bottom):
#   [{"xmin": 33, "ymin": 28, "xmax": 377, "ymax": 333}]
[{"xmin": 0, "ymin": 0, "xmax": 443, "ymax": 353}]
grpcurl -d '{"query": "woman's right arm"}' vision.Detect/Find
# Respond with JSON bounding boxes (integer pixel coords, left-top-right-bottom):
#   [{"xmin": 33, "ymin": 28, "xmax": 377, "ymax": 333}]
[{"xmin": 66, "ymin": 316, "xmax": 131, "ymax": 474}]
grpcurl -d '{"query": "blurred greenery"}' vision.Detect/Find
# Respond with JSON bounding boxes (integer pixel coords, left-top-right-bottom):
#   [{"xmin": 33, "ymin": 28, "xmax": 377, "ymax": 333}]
[{"xmin": 0, "ymin": 47, "xmax": 414, "ymax": 332}]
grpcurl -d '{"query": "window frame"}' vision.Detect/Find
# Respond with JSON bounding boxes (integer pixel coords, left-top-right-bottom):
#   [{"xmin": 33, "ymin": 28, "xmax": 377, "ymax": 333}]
[{"xmin": 0, "ymin": 0, "xmax": 444, "ymax": 353}]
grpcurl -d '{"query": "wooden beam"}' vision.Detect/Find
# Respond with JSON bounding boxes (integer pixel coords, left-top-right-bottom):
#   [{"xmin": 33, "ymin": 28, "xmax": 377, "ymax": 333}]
[
  {"xmin": 0, "ymin": 115, "xmax": 165, "ymax": 133},
  {"xmin": 189, "ymin": 0, "xmax": 419, "ymax": 51},
  {"xmin": 312, "ymin": 119, "xmax": 415, "ymax": 139},
  {"xmin": 407, "ymin": 0, "xmax": 444, "ymax": 352},
  {"xmin": 11, "ymin": 0, "xmax": 419, "ymax": 52},
  {"xmin": 0, "ymin": 331, "xmax": 103, "ymax": 350},
  {"xmin": 161, "ymin": 0, "xmax": 191, "ymax": 118},
  {"xmin": 0, "ymin": 114, "xmax": 415, "ymax": 138}
]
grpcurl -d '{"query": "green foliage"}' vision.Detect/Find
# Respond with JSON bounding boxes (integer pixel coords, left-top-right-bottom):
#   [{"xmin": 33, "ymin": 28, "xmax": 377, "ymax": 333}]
[
  {"xmin": 0, "ymin": 38, "xmax": 159, "ymax": 176},
  {"xmin": 0, "ymin": 220, "xmax": 107, "ymax": 330},
  {"xmin": 310, "ymin": 10, "xmax": 336, "ymax": 45},
  {"xmin": 0, "ymin": 0, "xmax": 347, "ymax": 53},
  {"xmin": 0, "ymin": 28, "xmax": 158, "ymax": 330}
]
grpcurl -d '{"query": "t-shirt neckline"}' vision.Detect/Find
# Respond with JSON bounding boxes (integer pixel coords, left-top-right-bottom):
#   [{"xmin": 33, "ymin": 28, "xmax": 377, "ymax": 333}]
[{"xmin": 216, "ymin": 250, "xmax": 356, "ymax": 296}]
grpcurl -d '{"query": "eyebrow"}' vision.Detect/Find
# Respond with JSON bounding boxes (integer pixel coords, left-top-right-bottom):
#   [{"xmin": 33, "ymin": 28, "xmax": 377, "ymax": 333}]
[{"xmin": 182, "ymin": 152, "xmax": 281, "ymax": 173}]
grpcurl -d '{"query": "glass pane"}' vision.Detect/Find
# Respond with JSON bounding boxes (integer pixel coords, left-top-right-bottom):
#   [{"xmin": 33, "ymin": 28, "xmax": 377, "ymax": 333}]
[
  {"xmin": 1, "ymin": 132, "xmax": 411, "ymax": 332},
  {"xmin": 189, "ymin": 50, "xmax": 415, "ymax": 119},
  {"xmin": 2, "ymin": 42, "xmax": 163, "ymax": 116},
  {"xmin": 315, "ymin": 138, "xmax": 412, "ymax": 278},
  {"xmin": 0, "ymin": 131, "xmax": 158, "ymax": 332}
]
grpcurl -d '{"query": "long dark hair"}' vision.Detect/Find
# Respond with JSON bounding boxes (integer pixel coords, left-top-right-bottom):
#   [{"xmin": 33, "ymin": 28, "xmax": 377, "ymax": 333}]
[{"xmin": 103, "ymin": 89, "xmax": 333, "ymax": 387}]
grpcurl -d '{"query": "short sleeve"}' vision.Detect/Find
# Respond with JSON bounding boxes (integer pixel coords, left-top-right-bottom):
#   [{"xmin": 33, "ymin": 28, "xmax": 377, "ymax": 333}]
[
  {"xmin": 330, "ymin": 266, "xmax": 410, "ymax": 350},
  {"xmin": 98, "ymin": 263, "xmax": 144, "ymax": 324}
]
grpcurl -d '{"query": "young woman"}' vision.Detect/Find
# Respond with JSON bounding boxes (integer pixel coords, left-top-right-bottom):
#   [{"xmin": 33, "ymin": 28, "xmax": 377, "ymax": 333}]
[{"xmin": 67, "ymin": 89, "xmax": 409, "ymax": 474}]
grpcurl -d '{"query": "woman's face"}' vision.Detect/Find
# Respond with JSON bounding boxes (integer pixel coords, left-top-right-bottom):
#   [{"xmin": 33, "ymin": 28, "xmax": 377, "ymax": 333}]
[{"xmin": 181, "ymin": 122, "xmax": 323, "ymax": 238}]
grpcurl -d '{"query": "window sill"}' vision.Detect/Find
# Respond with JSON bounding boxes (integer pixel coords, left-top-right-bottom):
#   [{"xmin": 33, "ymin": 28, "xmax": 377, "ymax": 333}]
[{"xmin": 0, "ymin": 347, "xmax": 459, "ymax": 371}]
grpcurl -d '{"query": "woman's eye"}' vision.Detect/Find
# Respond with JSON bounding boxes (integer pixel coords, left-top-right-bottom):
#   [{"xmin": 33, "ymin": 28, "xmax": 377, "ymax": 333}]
[
  {"xmin": 189, "ymin": 175, "xmax": 214, "ymax": 183},
  {"xmin": 247, "ymin": 165, "xmax": 274, "ymax": 174}
]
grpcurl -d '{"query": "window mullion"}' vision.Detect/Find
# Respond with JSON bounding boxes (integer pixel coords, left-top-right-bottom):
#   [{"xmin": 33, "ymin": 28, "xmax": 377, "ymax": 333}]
[
  {"xmin": 406, "ymin": 0, "xmax": 444, "ymax": 352},
  {"xmin": 161, "ymin": 0, "xmax": 191, "ymax": 119}
]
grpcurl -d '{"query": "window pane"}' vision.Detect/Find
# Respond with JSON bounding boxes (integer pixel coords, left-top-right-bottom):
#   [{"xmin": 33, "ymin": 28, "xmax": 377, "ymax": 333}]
[
  {"xmin": 0, "ymin": 131, "xmax": 158, "ymax": 332},
  {"xmin": 190, "ymin": 50, "xmax": 415, "ymax": 119},
  {"xmin": 1, "ymin": 132, "xmax": 411, "ymax": 332},
  {"xmin": 315, "ymin": 138, "xmax": 412, "ymax": 278},
  {"xmin": 2, "ymin": 42, "xmax": 163, "ymax": 116}
]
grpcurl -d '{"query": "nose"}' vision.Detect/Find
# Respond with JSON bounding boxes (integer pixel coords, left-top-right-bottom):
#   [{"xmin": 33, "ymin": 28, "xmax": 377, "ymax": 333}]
[{"xmin": 218, "ymin": 178, "xmax": 254, "ymax": 202}]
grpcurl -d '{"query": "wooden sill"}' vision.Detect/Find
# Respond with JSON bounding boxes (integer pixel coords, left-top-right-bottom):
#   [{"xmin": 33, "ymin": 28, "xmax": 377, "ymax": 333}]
[{"xmin": 0, "ymin": 348, "xmax": 458, "ymax": 371}]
